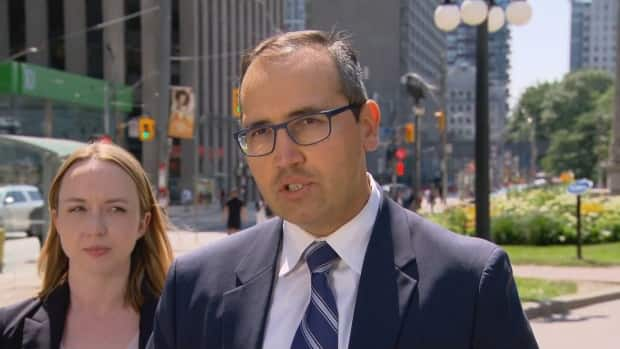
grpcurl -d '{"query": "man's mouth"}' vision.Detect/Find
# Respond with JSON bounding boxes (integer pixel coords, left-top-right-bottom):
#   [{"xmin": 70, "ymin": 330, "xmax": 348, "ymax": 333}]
[{"xmin": 286, "ymin": 183, "xmax": 304, "ymax": 192}]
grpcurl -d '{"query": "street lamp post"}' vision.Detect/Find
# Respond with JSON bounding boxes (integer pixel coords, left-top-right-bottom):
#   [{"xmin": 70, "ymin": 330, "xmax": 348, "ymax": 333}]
[
  {"xmin": 401, "ymin": 73, "xmax": 430, "ymax": 209},
  {"xmin": 434, "ymin": 0, "xmax": 532, "ymax": 240},
  {"xmin": 1, "ymin": 47, "xmax": 39, "ymax": 63},
  {"xmin": 401, "ymin": 72, "xmax": 441, "ymax": 210},
  {"xmin": 526, "ymin": 112, "xmax": 537, "ymax": 182}
]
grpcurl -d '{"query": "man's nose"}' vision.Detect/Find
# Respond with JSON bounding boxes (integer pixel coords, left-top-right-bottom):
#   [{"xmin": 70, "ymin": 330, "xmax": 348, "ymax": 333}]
[{"xmin": 273, "ymin": 128, "xmax": 304, "ymax": 168}]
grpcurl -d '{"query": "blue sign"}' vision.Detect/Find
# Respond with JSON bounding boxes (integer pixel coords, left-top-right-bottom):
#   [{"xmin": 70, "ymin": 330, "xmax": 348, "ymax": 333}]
[{"xmin": 567, "ymin": 179, "xmax": 593, "ymax": 195}]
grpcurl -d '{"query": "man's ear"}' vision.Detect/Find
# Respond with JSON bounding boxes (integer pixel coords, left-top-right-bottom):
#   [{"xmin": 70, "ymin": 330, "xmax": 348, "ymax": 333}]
[{"xmin": 359, "ymin": 99, "xmax": 381, "ymax": 152}]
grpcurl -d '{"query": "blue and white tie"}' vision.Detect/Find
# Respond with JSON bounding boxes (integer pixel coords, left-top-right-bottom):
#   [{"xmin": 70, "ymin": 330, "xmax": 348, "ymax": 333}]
[{"xmin": 291, "ymin": 241, "xmax": 340, "ymax": 349}]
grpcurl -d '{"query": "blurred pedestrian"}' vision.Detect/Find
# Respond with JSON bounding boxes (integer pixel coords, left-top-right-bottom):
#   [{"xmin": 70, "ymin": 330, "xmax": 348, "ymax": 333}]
[
  {"xmin": 219, "ymin": 189, "xmax": 226, "ymax": 209},
  {"xmin": 223, "ymin": 189, "xmax": 246, "ymax": 234},
  {"xmin": 181, "ymin": 188, "xmax": 192, "ymax": 213},
  {"xmin": 0, "ymin": 142, "xmax": 173, "ymax": 349}
]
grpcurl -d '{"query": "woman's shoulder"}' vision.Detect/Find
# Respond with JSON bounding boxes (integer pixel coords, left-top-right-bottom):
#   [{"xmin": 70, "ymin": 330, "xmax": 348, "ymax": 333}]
[{"xmin": 0, "ymin": 297, "xmax": 42, "ymax": 339}]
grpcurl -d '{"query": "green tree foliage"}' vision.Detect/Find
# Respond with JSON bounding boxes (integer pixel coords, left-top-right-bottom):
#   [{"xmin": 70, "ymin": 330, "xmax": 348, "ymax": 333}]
[{"xmin": 509, "ymin": 70, "xmax": 614, "ymax": 179}]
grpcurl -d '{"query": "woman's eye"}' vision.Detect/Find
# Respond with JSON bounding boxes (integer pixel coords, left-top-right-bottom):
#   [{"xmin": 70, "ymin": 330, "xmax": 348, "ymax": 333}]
[
  {"xmin": 68, "ymin": 206, "xmax": 85, "ymax": 213},
  {"xmin": 111, "ymin": 207, "xmax": 127, "ymax": 213}
]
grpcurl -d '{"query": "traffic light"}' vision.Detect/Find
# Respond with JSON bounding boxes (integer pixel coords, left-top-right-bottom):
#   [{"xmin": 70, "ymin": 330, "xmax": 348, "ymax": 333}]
[
  {"xmin": 396, "ymin": 161, "xmax": 405, "ymax": 177},
  {"xmin": 404, "ymin": 122, "xmax": 415, "ymax": 143},
  {"xmin": 139, "ymin": 116, "xmax": 155, "ymax": 142},
  {"xmin": 435, "ymin": 110, "xmax": 446, "ymax": 132},
  {"xmin": 232, "ymin": 87, "xmax": 241, "ymax": 118}
]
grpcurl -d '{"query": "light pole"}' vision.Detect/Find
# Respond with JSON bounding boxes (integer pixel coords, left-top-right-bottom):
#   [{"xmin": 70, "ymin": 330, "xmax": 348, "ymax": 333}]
[
  {"xmin": 607, "ymin": 0, "xmax": 620, "ymax": 193},
  {"xmin": 434, "ymin": 0, "xmax": 532, "ymax": 240},
  {"xmin": 401, "ymin": 73, "xmax": 425, "ymax": 208},
  {"xmin": 1, "ymin": 47, "xmax": 38, "ymax": 63},
  {"xmin": 526, "ymin": 112, "xmax": 537, "ymax": 182},
  {"xmin": 401, "ymin": 72, "xmax": 440, "ymax": 209}
]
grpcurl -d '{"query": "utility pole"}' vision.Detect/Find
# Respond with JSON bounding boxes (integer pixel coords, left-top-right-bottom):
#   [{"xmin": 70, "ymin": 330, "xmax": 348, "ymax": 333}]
[
  {"xmin": 607, "ymin": 1, "xmax": 620, "ymax": 194},
  {"xmin": 158, "ymin": 0, "xmax": 172, "ymax": 193},
  {"xmin": 440, "ymin": 51, "xmax": 448, "ymax": 205}
]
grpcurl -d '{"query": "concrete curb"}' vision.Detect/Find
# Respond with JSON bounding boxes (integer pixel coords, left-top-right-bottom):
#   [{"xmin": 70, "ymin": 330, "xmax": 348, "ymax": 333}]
[{"xmin": 524, "ymin": 286, "xmax": 620, "ymax": 319}]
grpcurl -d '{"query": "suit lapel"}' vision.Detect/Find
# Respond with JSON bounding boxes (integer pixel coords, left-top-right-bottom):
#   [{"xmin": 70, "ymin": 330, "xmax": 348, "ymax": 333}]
[
  {"xmin": 22, "ymin": 284, "xmax": 70, "ymax": 349},
  {"xmin": 222, "ymin": 220, "xmax": 282, "ymax": 349},
  {"xmin": 348, "ymin": 197, "xmax": 418, "ymax": 349}
]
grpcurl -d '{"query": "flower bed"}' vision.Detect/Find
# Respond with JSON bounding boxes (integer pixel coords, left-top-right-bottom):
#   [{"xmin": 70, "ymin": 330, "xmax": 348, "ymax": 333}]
[{"xmin": 425, "ymin": 185, "xmax": 620, "ymax": 245}]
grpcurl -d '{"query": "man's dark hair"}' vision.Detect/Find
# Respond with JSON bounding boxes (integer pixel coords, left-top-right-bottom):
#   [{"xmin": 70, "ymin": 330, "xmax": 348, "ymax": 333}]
[{"xmin": 240, "ymin": 30, "xmax": 368, "ymax": 108}]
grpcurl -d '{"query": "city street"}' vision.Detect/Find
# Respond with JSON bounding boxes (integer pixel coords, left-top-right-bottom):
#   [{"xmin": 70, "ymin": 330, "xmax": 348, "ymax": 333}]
[
  {"xmin": 530, "ymin": 299, "xmax": 620, "ymax": 349},
  {"xmin": 167, "ymin": 203, "xmax": 257, "ymax": 232}
]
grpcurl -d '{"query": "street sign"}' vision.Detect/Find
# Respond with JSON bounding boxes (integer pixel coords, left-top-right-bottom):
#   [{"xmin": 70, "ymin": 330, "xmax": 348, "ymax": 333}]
[
  {"xmin": 567, "ymin": 178, "xmax": 593, "ymax": 195},
  {"xmin": 128, "ymin": 118, "xmax": 139, "ymax": 138}
]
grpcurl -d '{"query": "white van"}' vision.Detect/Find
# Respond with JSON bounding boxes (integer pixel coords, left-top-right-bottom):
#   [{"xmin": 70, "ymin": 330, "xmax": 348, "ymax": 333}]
[{"xmin": 0, "ymin": 185, "xmax": 46, "ymax": 242}]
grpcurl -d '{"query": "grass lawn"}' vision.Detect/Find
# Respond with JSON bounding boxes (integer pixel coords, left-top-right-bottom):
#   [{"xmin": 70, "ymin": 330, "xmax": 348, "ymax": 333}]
[
  {"xmin": 516, "ymin": 277, "xmax": 578, "ymax": 302},
  {"xmin": 503, "ymin": 242, "xmax": 620, "ymax": 266}
]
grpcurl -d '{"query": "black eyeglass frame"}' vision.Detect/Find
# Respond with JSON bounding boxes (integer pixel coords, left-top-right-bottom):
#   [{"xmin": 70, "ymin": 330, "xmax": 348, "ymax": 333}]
[{"xmin": 234, "ymin": 103, "xmax": 363, "ymax": 157}]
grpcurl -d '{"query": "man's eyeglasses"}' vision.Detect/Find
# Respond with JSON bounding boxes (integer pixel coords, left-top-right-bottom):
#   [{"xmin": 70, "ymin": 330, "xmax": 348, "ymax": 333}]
[{"xmin": 234, "ymin": 103, "xmax": 362, "ymax": 157}]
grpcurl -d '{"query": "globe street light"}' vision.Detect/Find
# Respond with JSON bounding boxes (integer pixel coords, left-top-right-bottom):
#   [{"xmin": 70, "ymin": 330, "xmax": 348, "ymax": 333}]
[{"xmin": 434, "ymin": 0, "xmax": 531, "ymax": 240}]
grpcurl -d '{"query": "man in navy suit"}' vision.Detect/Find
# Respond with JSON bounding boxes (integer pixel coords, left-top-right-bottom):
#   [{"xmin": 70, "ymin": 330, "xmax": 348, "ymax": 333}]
[{"xmin": 149, "ymin": 30, "xmax": 538, "ymax": 349}]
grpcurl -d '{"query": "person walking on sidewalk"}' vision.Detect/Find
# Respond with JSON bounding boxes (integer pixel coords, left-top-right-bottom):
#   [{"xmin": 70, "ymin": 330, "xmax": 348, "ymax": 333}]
[
  {"xmin": 149, "ymin": 30, "xmax": 537, "ymax": 349},
  {"xmin": 223, "ymin": 189, "xmax": 246, "ymax": 234},
  {"xmin": 0, "ymin": 143, "xmax": 173, "ymax": 349}
]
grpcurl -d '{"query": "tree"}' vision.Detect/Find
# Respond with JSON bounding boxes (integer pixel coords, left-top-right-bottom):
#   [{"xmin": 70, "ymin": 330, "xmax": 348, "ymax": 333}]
[
  {"xmin": 542, "ymin": 111, "xmax": 608, "ymax": 179},
  {"xmin": 507, "ymin": 82, "xmax": 556, "ymax": 143},
  {"xmin": 509, "ymin": 70, "xmax": 614, "ymax": 179}
]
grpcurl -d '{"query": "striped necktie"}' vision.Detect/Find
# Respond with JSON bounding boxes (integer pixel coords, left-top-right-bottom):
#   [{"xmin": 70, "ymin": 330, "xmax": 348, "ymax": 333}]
[{"xmin": 291, "ymin": 241, "xmax": 340, "ymax": 349}]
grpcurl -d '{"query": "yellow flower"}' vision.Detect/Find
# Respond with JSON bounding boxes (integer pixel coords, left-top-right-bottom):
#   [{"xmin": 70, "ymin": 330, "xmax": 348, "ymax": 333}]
[{"xmin": 581, "ymin": 202, "xmax": 604, "ymax": 215}]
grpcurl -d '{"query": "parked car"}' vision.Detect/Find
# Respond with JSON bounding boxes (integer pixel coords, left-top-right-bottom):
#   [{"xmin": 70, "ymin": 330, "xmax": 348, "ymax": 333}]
[{"xmin": 0, "ymin": 185, "xmax": 46, "ymax": 244}]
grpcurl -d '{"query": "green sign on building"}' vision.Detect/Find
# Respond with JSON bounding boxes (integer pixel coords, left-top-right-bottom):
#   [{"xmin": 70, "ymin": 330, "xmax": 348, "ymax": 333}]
[{"xmin": 0, "ymin": 61, "xmax": 133, "ymax": 112}]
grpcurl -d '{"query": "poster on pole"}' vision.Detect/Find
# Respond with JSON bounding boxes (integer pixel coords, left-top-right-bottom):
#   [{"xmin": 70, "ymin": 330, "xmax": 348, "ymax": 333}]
[{"xmin": 168, "ymin": 86, "xmax": 195, "ymax": 139}]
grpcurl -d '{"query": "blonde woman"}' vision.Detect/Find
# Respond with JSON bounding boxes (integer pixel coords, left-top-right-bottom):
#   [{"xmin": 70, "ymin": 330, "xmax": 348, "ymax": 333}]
[{"xmin": 0, "ymin": 143, "xmax": 173, "ymax": 349}]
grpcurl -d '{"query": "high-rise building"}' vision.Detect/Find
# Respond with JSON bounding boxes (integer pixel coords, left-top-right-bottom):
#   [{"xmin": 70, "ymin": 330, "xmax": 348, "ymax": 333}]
[
  {"xmin": 0, "ymin": 0, "xmax": 285, "ymax": 201},
  {"xmin": 284, "ymin": 0, "xmax": 306, "ymax": 31},
  {"xmin": 306, "ymin": 0, "xmax": 447, "ymax": 185},
  {"xmin": 570, "ymin": 0, "xmax": 617, "ymax": 74},
  {"xmin": 445, "ymin": 64, "xmax": 507, "ymax": 190},
  {"xmin": 444, "ymin": 0, "xmax": 511, "ymax": 191},
  {"xmin": 445, "ymin": 0, "xmax": 512, "ymax": 84},
  {"xmin": 570, "ymin": 0, "xmax": 592, "ymax": 71}
]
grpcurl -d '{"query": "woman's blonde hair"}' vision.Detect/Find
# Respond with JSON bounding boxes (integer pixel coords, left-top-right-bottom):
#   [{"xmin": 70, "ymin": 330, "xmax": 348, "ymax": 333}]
[{"xmin": 38, "ymin": 142, "xmax": 173, "ymax": 311}]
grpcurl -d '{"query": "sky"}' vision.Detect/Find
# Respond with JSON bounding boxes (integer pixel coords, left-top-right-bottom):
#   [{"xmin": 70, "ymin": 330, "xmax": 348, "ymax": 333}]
[{"xmin": 509, "ymin": 0, "xmax": 571, "ymax": 110}]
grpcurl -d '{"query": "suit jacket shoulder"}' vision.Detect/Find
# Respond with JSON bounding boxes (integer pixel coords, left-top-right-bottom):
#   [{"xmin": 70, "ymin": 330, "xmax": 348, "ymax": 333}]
[
  {"xmin": 0, "ymin": 297, "xmax": 43, "ymax": 348},
  {"xmin": 0, "ymin": 283, "xmax": 159, "ymax": 349},
  {"xmin": 377, "ymin": 199, "xmax": 537, "ymax": 349},
  {"xmin": 402, "ymin": 204, "xmax": 501, "ymax": 276},
  {"xmin": 172, "ymin": 217, "xmax": 281, "ymax": 295}
]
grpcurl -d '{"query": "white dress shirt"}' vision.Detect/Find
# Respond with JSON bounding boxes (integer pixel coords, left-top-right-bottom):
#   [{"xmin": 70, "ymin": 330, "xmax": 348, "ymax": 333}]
[{"xmin": 262, "ymin": 174, "xmax": 382, "ymax": 349}]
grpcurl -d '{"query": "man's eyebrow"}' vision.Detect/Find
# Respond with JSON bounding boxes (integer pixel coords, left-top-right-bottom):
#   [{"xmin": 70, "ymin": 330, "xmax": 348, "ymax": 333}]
[{"xmin": 243, "ymin": 106, "xmax": 323, "ymax": 129}]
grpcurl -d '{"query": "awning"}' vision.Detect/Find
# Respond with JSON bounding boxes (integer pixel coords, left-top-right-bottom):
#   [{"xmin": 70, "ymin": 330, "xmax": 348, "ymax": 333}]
[{"xmin": 0, "ymin": 134, "xmax": 86, "ymax": 158}]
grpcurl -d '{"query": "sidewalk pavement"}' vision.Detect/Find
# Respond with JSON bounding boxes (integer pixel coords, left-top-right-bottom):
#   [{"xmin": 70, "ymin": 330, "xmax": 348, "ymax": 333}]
[
  {"xmin": 1, "ymin": 231, "xmax": 619, "ymax": 319},
  {"xmin": 513, "ymin": 265, "xmax": 620, "ymax": 319}
]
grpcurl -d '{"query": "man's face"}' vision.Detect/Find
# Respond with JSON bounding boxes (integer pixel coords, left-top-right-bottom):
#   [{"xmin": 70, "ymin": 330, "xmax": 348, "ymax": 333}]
[{"xmin": 240, "ymin": 47, "xmax": 380, "ymax": 236}]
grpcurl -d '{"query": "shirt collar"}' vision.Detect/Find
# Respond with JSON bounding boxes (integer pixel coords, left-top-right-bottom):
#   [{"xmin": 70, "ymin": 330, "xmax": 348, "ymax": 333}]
[{"xmin": 279, "ymin": 173, "xmax": 382, "ymax": 277}]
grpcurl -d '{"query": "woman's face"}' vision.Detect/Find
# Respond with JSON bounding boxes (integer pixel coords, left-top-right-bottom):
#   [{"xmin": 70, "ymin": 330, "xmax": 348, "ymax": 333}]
[{"xmin": 53, "ymin": 159, "xmax": 150, "ymax": 277}]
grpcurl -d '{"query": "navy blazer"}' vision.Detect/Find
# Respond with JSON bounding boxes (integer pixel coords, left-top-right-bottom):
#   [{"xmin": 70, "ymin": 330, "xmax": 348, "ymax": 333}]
[
  {"xmin": 0, "ymin": 283, "xmax": 158, "ymax": 349},
  {"xmin": 149, "ymin": 197, "xmax": 538, "ymax": 349}
]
